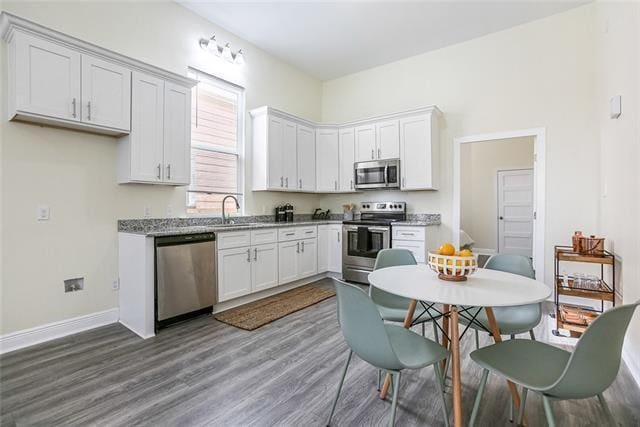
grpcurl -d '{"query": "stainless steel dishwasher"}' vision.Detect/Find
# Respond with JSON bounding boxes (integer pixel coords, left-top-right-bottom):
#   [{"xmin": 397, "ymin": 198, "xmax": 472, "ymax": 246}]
[{"xmin": 155, "ymin": 233, "xmax": 216, "ymax": 329}]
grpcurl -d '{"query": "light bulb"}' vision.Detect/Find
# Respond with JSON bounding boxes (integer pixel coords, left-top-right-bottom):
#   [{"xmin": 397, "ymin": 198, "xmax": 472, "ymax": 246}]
[
  {"xmin": 222, "ymin": 43, "xmax": 233, "ymax": 62},
  {"xmin": 235, "ymin": 49, "xmax": 245, "ymax": 65},
  {"xmin": 208, "ymin": 35, "xmax": 220, "ymax": 56}
]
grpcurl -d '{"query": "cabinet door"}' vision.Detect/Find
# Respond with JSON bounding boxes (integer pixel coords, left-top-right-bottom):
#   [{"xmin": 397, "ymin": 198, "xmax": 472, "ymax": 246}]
[
  {"xmin": 14, "ymin": 32, "xmax": 81, "ymax": 121},
  {"xmin": 392, "ymin": 240, "xmax": 426, "ymax": 263},
  {"xmin": 376, "ymin": 119, "xmax": 400, "ymax": 159},
  {"xmin": 282, "ymin": 120, "xmax": 298, "ymax": 190},
  {"xmin": 81, "ymin": 55, "xmax": 131, "ymax": 130},
  {"xmin": 298, "ymin": 238, "xmax": 318, "ymax": 279},
  {"xmin": 251, "ymin": 243, "xmax": 279, "ymax": 292},
  {"xmin": 338, "ymin": 128, "xmax": 355, "ymax": 191},
  {"xmin": 317, "ymin": 225, "xmax": 329, "ymax": 273},
  {"xmin": 355, "ymin": 124, "xmax": 376, "ymax": 162},
  {"xmin": 129, "ymin": 72, "xmax": 164, "ymax": 182},
  {"xmin": 163, "ymin": 82, "xmax": 191, "ymax": 185},
  {"xmin": 296, "ymin": 124, "xmax": 316, "ymax": 191},
  {"xmin": 327, "ymin": 225, "xmax": 343, "ymax": 273},
  {"xmin": 218, "ymin": 246, "xmax": 252, "ymax": 302},
  {"xmin": 316, "ymin": 128, "xmax": 339, "ymax": 192},
  {"xmin": 278, "ymin": 241, "xmax": 300, "ymax": 283},
  {"xmin": 400, "ymin": 114, "xmax": 433, "ymax": 190},
  {"xmin": 268, "ymin": 116, "xmax": 284, "ymax": 189}
]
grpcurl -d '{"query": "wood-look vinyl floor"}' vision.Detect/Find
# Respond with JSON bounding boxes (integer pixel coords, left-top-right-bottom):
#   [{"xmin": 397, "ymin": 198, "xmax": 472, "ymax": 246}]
[{"xmin": 2, "ymin": 278, "xmax": 639, "ymax": 426}]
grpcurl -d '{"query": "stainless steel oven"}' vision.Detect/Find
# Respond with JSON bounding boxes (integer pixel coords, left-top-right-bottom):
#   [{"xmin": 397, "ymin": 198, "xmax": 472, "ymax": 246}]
[{"xmin": 354, "ymin": 159, "xmax": 400, "ymax": 190}]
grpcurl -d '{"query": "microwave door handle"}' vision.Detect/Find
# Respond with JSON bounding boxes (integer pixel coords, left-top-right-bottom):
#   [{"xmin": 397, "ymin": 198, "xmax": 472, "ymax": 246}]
[{"xmin": 384, "ymin": 164, "xmax": 389, "ymax": 186}]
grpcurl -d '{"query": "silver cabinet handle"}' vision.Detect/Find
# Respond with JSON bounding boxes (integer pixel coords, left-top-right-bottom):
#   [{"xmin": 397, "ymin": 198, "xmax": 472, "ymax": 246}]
[
  {"xmin": 305, "ymin": 230, "xmax": 313, "ymax": 234},
  {"xmin": 166, "ymin": 164, "xmax": 171, "ymax": 180},
  {"xmin": 371, "ymin": 149, "xmax": 374, "ymax": 159},
  {"xmin": 301, "ymin": 241, "xmax": 305, "ymax": 252},
  {"xmin": 296, "ymin": 242, "xmax": 300, "ymax": 253},
  {"xmin": 285, "ymin": 232, "xmax": 295, "ymax": 236},
  {"xmin": 87, "ymin": 101, "xmax": 91, "ymax": 121},
  {"xmin": 378, "ymin": 148, "xmax": 381, "ymax": 158},
  {"xmin": 337, "ymin": 231, "xmax": 341, "ymax": 243},
  {"xmin": 254, "ymin": 248, "xmax": 257, "ymax": 261},
  {"xmin": 401, "ymin": 232, "xmax": 414, "ymax": 236},
  {"xmin": 402, "ymin": 177, "xmax": 406, "ymax": 187},
  {"xmin": 247, "ymin": 248, "xmax": 251, "ymax": 262},
  {"xmin": 157, "ymin": 163, "xmax": 161, "ymax": 180},
  {"xmin": 285, "ymin": 177, "xmax": 288, "ymax": 188},
  {"xmin": 299, "ymin": 179, "xmax": 302, "ymax": 189},
  {"xmin": 280, "ymin": 176, "xmax": 284, "ymax": 187},
  {"xmin": 72, "ymin": 98, "xmax": 77, "ymax": 118}
]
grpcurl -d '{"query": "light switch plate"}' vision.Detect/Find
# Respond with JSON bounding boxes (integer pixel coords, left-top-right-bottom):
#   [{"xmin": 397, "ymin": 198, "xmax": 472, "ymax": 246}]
[
  {"xmin": 610, "ymin": 95, "xmax": 622, "ymax": 119},
  {"xmin": 37, "ymin": 205, "xmax": 50, "ymax": 221}
]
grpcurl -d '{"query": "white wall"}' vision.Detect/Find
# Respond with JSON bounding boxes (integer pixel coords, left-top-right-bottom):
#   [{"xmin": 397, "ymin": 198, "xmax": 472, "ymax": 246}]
[
  {"xmin": 593, "ymin": 1, "xmax": 640, "ymax": 382},
  {"xmin": 460, "ymin": 137, "xmax": 534, "ymax": 251},
  {"xmin": 321, "ymin": 4, "xmax": 600, "ymax": 290},
  {"xmin": 0, "ymin": 1, "xmax": 323, "ymax": 334}
]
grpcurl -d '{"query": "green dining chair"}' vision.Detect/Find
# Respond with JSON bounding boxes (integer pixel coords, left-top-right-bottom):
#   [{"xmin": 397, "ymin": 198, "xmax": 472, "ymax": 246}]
[
  {"xmin": 328, "ymin": 279, "xmax": 450, "ymax": 427},
  {"xmin": 468, "ymin": 302, "xmax": 640, "ymax": 427},
  {"xmin": 460, "ymin": 254, "xmax": 541, "ymax": 348},
  {"xmin": 371, "ymin": 249, "xmax": 442, "ymax": 339}
]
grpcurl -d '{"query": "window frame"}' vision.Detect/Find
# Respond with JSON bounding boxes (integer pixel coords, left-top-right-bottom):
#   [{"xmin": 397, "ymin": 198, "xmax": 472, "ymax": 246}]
[{"xmin": 186, "ymin": 67, "xmax": 245, "ymax": 217}]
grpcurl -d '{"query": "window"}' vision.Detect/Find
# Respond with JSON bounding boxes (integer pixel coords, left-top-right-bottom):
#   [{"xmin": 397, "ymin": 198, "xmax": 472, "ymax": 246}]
[{"xmin": 187, "ymin": 69, "xmax": 244, "ymax": 215}]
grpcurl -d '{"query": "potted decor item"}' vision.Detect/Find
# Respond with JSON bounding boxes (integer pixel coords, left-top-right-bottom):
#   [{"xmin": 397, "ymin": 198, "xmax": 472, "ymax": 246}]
[{"xmin": 342, "ymin": 203, "xmax": 356, "ymax": 221}]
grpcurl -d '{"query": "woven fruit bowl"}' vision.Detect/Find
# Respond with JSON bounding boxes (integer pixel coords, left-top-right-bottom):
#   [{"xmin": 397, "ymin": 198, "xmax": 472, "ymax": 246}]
[{"xmin": 428, "ymin": 252, "xmax": 478, "ymax": 282}]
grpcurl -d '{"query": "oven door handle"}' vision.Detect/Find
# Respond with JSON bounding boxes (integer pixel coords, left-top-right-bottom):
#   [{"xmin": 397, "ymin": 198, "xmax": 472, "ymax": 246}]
[{"xmin": 344, "ymin": 225, "xmax": 389, "ymax": 233}]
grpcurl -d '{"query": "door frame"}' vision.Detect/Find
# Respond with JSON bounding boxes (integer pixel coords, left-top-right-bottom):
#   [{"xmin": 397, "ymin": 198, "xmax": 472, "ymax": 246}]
[
  {"xmin": 496, "ymin": 168, "xmax": 534, "ymax": 256},
  {"xmin": 453, "ymin": 128, "xmax": 546, "ymax": 282}
]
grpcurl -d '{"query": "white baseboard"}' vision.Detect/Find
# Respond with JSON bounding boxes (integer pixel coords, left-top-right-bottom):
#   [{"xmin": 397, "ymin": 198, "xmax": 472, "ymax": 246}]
[
  {"xmin": 623, "ymin": 343, "xmax": 640, "ymax": 387},
  {"xmin": 0, "ymin": 308, "xmax": 119, "ymax": 354}
]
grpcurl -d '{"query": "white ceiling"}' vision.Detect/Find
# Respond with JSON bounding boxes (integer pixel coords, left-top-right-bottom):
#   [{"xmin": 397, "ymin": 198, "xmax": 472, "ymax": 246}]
[{"xmin": 180, "ymin": 1, "xmax": 588, "ymax": 81}]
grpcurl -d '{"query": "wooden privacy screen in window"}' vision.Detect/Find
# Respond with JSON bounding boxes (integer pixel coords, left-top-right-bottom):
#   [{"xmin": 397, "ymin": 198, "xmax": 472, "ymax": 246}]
[{"xmin": 187, "ymin": 72, "xmax": 242, "ymax": 215}]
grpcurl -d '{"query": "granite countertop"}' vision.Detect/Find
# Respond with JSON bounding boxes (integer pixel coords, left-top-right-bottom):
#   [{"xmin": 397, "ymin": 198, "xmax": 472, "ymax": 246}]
[{"xmin": 118, "ymin": 213, "xmax": 441, "ymax": 237}]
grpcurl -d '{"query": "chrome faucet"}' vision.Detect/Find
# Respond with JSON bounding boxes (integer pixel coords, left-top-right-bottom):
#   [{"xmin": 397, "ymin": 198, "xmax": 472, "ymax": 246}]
[{"xmin": 222, "ymin": 195, "xmax": 240, "ymax": 224}]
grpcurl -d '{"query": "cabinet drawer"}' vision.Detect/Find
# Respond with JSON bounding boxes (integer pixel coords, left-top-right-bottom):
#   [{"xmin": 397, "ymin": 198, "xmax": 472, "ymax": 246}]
[
  {"xmin": 278, "ymin": 226, "xmax": 317, "ymax": 242},
  {"xmin": 392, "ymin": 226, "xmax": 426, "ymax": 242},
  {"xmin": 217, "ymin": 231, "xmax": 251, "ymax": 249},
  {"xmin": 251, "ymin": 228, "xmax": 278, "ymax": 245},
  {"xmin": 299, "ymin": 226, "xmax": 318, "ymax": 239},
  {"xmin": 392, "ymin": 240, "xmax": 426, "ymax": 263}
]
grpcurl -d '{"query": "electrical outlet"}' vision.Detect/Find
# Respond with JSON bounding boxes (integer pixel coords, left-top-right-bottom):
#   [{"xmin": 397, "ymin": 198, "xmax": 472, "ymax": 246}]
[
  {"xmin": 166, "ymin": 204, "xmax": 173, "ymax": 217},
  {"xmin": 37, "ymin": 205, "xmax": 50, "ymax": 221},
  {"xmin": 112, "ymin": 279, "xmax": 120, "ymax": 291},
  {"xmin": 144, "ymin": 206, "xmax": 152, "ymax": 218}
]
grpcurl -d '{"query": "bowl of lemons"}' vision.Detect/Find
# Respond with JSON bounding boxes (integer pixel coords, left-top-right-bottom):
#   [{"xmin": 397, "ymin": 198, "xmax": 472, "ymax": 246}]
[{"xmin": 427, "ymin": 243, "xmax": 478, "ymax": 282}]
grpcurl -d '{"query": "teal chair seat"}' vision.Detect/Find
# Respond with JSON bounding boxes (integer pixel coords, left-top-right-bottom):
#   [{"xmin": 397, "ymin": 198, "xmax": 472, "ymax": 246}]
[{"xmin": 385, "ymin": 324, "xmax": 449, "ymax": 369}]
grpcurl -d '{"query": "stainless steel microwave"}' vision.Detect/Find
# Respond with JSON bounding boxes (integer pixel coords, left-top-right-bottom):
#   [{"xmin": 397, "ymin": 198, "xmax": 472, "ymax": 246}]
[{"xmin": 354, "ymin": 159, "xmax": 400, "ymax": 190}]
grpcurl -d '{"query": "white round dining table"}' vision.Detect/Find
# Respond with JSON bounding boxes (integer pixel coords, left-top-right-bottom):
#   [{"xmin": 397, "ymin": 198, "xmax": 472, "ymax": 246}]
[{"xmin": 368, "ymin": 265, "xmax": 552, "ymax": 427}]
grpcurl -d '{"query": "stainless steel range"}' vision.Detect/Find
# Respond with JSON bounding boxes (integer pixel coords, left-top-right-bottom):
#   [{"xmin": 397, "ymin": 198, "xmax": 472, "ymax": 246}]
[{"xmin": 342, "ymin": 201, "xmax": 406, "ymax": 283}]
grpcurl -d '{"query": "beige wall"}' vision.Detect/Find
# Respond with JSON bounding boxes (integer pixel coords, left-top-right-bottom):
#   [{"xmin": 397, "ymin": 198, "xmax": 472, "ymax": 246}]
[
  {"xmin": 0, "ymin": 1, "xmax": 323, "ymax": 334},
  {"xmin": 321, "ymin": 4, "xmax": 600, "ymax": 291},
  {"xmin": 593, "ymin": 1, "xmax": 640, "ymax": 381},
  {"xmin": 460, "ymin": 137, "xmax": 534, "ymax": 251}
]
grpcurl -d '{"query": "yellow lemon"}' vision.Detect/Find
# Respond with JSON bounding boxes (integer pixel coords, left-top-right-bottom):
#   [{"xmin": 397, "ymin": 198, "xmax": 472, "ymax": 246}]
[{"xmin": 438, "ymin": 243, "xmax": 456, "ymax": 256}]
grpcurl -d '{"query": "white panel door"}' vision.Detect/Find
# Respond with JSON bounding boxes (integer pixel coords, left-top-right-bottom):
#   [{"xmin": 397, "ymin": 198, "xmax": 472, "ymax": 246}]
[
  {"xmin": 251, "ymin": 243, "xmax": 279, "ymax": 292},
  {"xmin": 163, "ymin": 82, "xmax": 191, "ymax": 185},
  {"xmin": 278, "ymin": 241, "xmax": 300, "ymax": 283},
  {"xmin": 298, "ymin": 238, "xmax": 318, "ymax": 279},
  {"xmin": 338, "ymin": 127, "xmax": 355, "ymax": 191},
  {"xmin": 129, "ymin": 72, "xmax": 164, "ymax": 182},
  {"xmin": 14, "ymin": 32, "xmax": 81, "ymax": 121},
  {"xmin": 317, "ymin": 225, "xmax": 329, "ymax": 273},
  {"xmin": 498, "ymin": 169, "xmax": 534, "ymax": 257},
  {"xmin": 316, "ymin": 128, "xmax": 340, "ymax": 192},
  {"xmin": 81, "ymin": 55, "xmax": 131, "ymax": 130},
  {"xmin": 327, "ymin": 225, "xmax": 343, "ymax": 273},
  {"xmin": 376, "ymin": 120, "xmax": 400, "ymax": 159},
  {"xmin": 296, "ymin": 124, "xmax": 316, "ymax": 191},
  {"xmin": 355, "ymin": 124, "xmax": 376, "ymax": 162},
  {"xmin": 282, "ymin": 120, "xmax": 298, "ymax": 190},
  {"xmin": 268, "ymin": 116, "xmax": 284, "ymax": 189},
  {"xmin": 400, "ymin": 114, "xmax": 433, "ymax": 190},
  {"xmin": 217, "ymin": 246, "xmax": 252, "ymax": 302}
]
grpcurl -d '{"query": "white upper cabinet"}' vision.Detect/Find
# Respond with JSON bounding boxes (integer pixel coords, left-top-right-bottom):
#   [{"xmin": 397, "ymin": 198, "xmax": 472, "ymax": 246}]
[
  {"xmin": 355, "ymin": 124, "xmax": 376, "ymax": 162},
  {"xmin": 400, "ymin": 111, "xmax": 440, "ymax": 190},
  {"xmin": 316, "ymin": 128, "xmax": 339, "ymax": 192},
  {"xmin": 13, "ymin": 31, "xmax": 81, "ymax": 123},
  {"xmin": 266, "ymin": 116, "xmax": 285, "ymax": 189},
  {"xmin": 338, "ymin": 127, "xmax": 355, "ymax": 192},
  {"xmin": 376, "ymin": 119, "xmax": 400, "ymax": 160},
  {"xmin": 163, "ymin": 82, "xmax": 191, "ymax": 185},
  {"xmin": 81, "ymin": 55, "xmax": 131, "ymax": 131},
  {"xmin": 282, "ymin": 120, "xmax": 298, "ymax": 190},
  {"xmin": 296, "ymin": 124, "xmax": 316, "ymax": 191}
]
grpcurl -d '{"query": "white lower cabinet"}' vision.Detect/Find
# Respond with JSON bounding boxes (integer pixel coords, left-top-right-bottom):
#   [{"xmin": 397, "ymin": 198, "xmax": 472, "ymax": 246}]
[
  {"xmin": 278, "ymin": 240, "xmax": 300, "ymax": 283},
  {"xmin": 218, "ymin": 246, "xmax": 253, "ymax": 302},
  {"xmin": 251, "ymin": 243, "xmax": 279, "ymax": 292},
  {"xmin": 298, "ymin": 238, "xmax": 318, "ymax": 278},
  {"xmin": 318, "ymin": 224, "xmax": 342, "ymax": 273}
]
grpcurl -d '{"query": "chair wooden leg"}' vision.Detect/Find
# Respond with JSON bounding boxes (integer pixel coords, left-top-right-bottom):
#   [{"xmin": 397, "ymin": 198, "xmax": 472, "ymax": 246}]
[
  {"xmin": 517, "ymin": 388, "xmax": 528, "ymax": 425},
  {"xmin": 327, "ymin": 350, "xmax": 352, "ymax": 426},
  {"xmin": 542, "ymin": 395, "xmax": 556, "ymax": 427},
  {"xmin": 529, "ymin": 329, "xmax": 536, "ymax": 340},
  {"xmin": 597, "ymin": 393, "xmax": 616, "ymax": 426},
  {"xmin": 469, "ymin": 368, "xmax": 489, "ymax": 427},
  {"xmin": 389, "ymin": 371, "xmax": 401, "ymax": 427},
  {"xmin": 434, "ymin": 363, "xmax": 450, "ymax": 427}
]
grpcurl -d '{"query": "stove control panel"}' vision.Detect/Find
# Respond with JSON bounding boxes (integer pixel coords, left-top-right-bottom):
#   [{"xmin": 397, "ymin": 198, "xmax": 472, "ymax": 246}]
[{"xmin": 360, "ymin": 202, "xmax": 406, "ymax": 212}]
